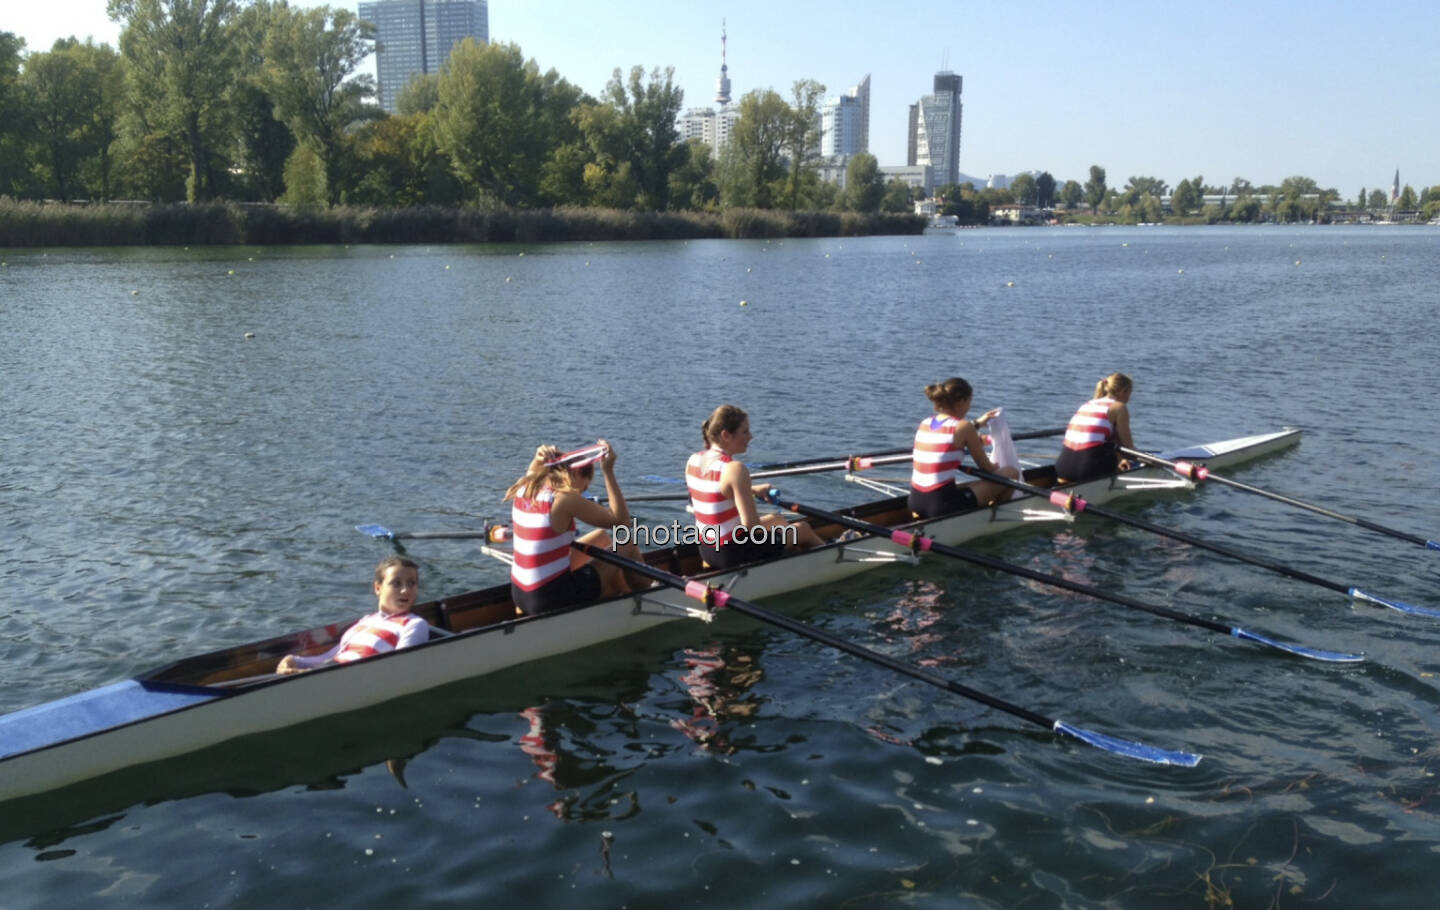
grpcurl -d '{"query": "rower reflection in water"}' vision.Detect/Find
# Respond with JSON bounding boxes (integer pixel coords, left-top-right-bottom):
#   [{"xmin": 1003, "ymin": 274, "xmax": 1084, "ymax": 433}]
[
  {"xmin": 908, "ymin": 377, "xmax": 1021, "ymax": 518},
  {"xmin": 1056, "ymin": 372, "xmax": 1136, "ymax": 483},
  {"xmin": 505, "ymin": 440, "xmax": 649, "ymax": 615},
  {"xmin": 670, "ymin": 645, "xmax": 766, "ymax": 753},
  {"xmin": 686, "ymin": 404, "xmax": 822, "ymax": 569},
  {"xmin": 275, "ymin": 556, "xmax": 428, "ymax": 674}
]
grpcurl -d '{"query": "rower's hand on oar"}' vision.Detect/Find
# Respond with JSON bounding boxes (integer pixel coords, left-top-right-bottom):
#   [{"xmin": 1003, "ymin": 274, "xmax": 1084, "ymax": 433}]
[
  {"xmin": 751, "ymin": 483, "xmax": 772, "ymax": 500},
  {"xmin": 597, "ymin": 439, "xmax": 617, "ymax": 471}
]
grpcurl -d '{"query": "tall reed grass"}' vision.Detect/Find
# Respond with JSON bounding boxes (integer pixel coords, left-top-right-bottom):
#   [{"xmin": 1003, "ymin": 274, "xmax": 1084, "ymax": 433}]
[{"xmin": 0, "ymin": 199, "xmax": 925, "ymax": 247}]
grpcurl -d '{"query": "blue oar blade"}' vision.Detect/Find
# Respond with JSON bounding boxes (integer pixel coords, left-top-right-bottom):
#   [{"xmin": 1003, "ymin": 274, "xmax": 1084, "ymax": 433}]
[
  {"xmin": 355, "ymin": 523, "xmax": 395, "ymax": 540},
  {"xmin": 1230, "ymin": 628, "xmax": 1364, "ymax": 663},
  {"xmin": 1052, "ymin": 721, "xmax": 1202, "ymax": 767},
  {"xmin": 1427, "ymin": 540, "xmax": 1439, "ymax": 551},
  {"xmin": 1350, "ymin": 588, "xmax": 1440, "ymax": 619}
]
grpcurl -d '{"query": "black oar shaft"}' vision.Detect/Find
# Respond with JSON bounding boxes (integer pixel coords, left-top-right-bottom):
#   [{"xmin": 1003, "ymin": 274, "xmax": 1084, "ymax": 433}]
[
  {"xmin": 961, "ymin": 466, "xmax": 1350, "ymax": 596},
  {"xmin": 749, "ymin": 428, "xmax": 1067, "ymax": 477},
  {"xmin": 768, "ymin": 498, "xmax": 1361, "ymax": 662},
  {"xmin": 575, "ymin": 542, "xmax": 1202, "ymax": 765},
  {"xmin": 1121, "ymin": 447, "xmax": 1437, "ymax": 551}
]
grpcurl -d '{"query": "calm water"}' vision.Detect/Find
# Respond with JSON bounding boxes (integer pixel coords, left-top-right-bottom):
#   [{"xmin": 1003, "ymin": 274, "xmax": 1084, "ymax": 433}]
[{"xmin": 2, "ymin": 226, "xmax": 1438, "ymax": 907}]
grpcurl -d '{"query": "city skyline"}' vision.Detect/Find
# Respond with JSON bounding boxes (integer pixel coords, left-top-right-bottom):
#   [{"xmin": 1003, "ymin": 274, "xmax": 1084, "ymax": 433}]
[{"xmin": 6, "ymin": 0, "xmax": 1437, "ymax": 196}]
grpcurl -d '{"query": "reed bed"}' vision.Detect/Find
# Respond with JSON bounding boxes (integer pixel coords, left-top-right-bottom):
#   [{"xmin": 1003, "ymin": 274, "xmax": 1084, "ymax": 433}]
[{"xmin": 0, "ymin": 199, "xmax": 925, "ymax": 247}]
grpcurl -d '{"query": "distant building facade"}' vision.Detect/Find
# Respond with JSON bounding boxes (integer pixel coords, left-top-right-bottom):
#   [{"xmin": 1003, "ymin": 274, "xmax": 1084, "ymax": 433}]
[
  {"xmin": 818, "ymin": 74, "xmax": 870, "ymax": 159},
  {"xmin": 907, "ymin": 72, "xmax": 962, "ymax": 189},
  {"xmin": 881, "ymin": 165, "xmax": 932, "ymax": 194},
  {"xmin": 359, "ymin": 0, "xmax": 489, "ymax": 113}
]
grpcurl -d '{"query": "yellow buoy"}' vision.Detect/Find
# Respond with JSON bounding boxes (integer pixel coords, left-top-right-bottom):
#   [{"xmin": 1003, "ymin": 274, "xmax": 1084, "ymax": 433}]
[
  {"xmin": 1178, "ymin": 269, "xmax": 1184, "ymax": 274},
  {"xmin": 506, "ymin": 276, "xmax": 512, "ymax": 282},
  {"xmin": 131, "ymin": 290, "xmax": 139, "ymax": 296},
  {"xmin": 1005, "ymin": 281, "xmax": 1014, "ymax": 287},
  {"xmin": 739, "ymin": 300, "xmax": 748, "ymax": 307},
  {"xmin": 227, "ymin": 269, "xmax": 235, "ymax": 276},
  {"xmin": 244, "ymin": 332, "xmax": 255, "ymax": 339}
]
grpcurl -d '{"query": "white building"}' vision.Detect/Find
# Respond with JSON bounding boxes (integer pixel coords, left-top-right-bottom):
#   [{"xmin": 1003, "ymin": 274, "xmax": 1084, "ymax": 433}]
[
  {"xmin": 907, "ymin": 72, "xmax": 962, "ymax": 190},
  {"xmin": 677, "ymin": 23, "xmax": 741, "ymax": 153},
  {"xmin": 818, "ymin": 74, "xmax": 870, "ymax": 159}
]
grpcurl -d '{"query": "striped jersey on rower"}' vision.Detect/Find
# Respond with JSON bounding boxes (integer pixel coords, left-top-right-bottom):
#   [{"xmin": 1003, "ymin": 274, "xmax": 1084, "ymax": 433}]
[
  {"xmin": 511, "ymin": 489, "xmax": 576, "ymax": 591},
  {"xmin": 911, "ymin": 415, "xmax": 964, "ymax": 492},
  {"xmin": 687, "ymin": 447, "xmax": 742, "ymax": 545},
  {"xmin": 1063, "ymin": 397, "xmax": 1118, "ymax": 450}
]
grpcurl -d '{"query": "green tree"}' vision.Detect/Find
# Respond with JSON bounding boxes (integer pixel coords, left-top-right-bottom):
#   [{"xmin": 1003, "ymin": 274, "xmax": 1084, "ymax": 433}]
[
  {"xmin": 22, "ymin": 40, "xmax": 116, "ymax": 200},
  {"xmin": 108, "ymin": 0, "xmax": 241, "ymax": 201},
  {"xmin": 397, "ymin": 73, "xmax": 439, "ymax": 115},
  {"xmin": 433, "ymin": 40, "xmax": 585, "ymax": 206},
  {"xmin": 279, "ymin": 141, "xmax": 327, "ymax": 208},
  {"xmin": 349, "ymin": 113, "xmax": 463, "ymax": 206},
  {"xmin": 719, "ymin": 88, "xmax": 792, "ymax": 208},
  {"xmin": 1035, "ymin": 171, "xmax": 1056, "ymax": 208},
  {"xmin": 1060, "ymin": 179, "xmax": 1083, "ymax": 209},
  {"xmin": 780, "ymin": 79, "xmax": 824, "ymax": 210},
  {"xmin": 0, "ymin": 32, "xmax": 32, "ymax": 196},
  {"xmin": 1171, "ymin": 178, "xmax": 1199, "ymax": 217},
  {"xmin": 1230, "ymin": 177, "xmax": 1252, "ymax": 195},
  {"xmin": 228, "ymin": 1, "xmax": 292, "ymax": 201},
  {"xmin": 1229, "ymin": 196, "xmax": 1261, "ymax": 223},
  {"xmin": 1083, "ymin": 165, "xmax": 1106, "ymax": 213},
  {"xmin": 666, "ymin": 138, "xmax": 718, "ymax": 211},
  {"xmin": 260, "ymin": 4, "xmax": 377, "ymax": 204},
  {"xmin": 1368, "ymin": 189, "xmax": 1385, "ymax": 210},
  {"xmin": 1356, "ymin": 188, "xmax": 1368, "ymax": 209},
  {"xmin": 842, "ymin": 151, "xmax": 884, "ymax": 212},
  {"xmin": 1010, "ymin": 172, "xmax": 1036, "ymax": 206},
  {"xmin": 880, "ymin": 178, "xmax": 912, "ymax": 213},
  {"xmin": 1398, "ymin": 184, "xmax": 1417, "ymax": 210},
  {"xmin": 1119, "ymin": 176, "xmax": 1166, "ymax": 208},
  {"xmin": 577, "ymin": 65, "xmax": 685, "ymax": 210}
]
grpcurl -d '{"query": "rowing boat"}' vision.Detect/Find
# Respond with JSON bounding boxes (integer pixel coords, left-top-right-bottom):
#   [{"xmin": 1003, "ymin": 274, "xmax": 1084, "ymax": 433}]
[{"xmin": 0, "ymin": 428, "xmax": 1300, "ymax": 802}]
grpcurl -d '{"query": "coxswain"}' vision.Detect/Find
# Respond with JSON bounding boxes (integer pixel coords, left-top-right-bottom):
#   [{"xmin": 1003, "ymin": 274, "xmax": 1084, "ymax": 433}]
[{"xmin": 276, "ymin": 556, "xmax": 428, "ymax": 673}]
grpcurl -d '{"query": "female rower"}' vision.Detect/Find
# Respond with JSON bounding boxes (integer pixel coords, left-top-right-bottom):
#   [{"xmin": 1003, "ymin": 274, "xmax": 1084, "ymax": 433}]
[
  {"xmin": 1055, "ymin": 372, "xmax": 1136, "ymax": 484},
  {"xmin": 276, "ymin": 556, "xmax": 428, "ymax": 674},
  {"xmin": 909, "ymin": 377, "xmax": 1020, "ymax": 519},
  {"xmin": 687, "ymin": 405, "xmax": 822, "ymax": 569},
  {"xmin": 505, "ymin": 440, "xmax": 646, "ymax": 615}
]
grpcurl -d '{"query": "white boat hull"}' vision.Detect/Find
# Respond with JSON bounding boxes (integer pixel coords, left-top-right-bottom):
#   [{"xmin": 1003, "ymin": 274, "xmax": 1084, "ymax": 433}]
[{"xmin": 0, "ymin": 429, "xmax": 1300, "ymax": 801}]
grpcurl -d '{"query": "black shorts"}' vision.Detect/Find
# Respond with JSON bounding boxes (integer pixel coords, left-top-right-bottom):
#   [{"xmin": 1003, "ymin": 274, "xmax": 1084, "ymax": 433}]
[
  {"xmin": 907, "ymin": 484, "xmax": 979, "ymax": 519},
  {"xmin": 512, "ymin": 564, "xmax": 603, "ymax": 616},
  {"xmin": 1055, "ymin": 443, "xmax": 1119, "ymax": 484},
  {"xmin": 699, "ymin": 537, "xmax": 787, "ymax": 570}
]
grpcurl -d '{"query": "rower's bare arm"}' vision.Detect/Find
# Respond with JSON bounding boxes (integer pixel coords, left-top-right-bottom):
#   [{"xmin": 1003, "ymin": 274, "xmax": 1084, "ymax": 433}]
[
  {"xmin": 960, "ymin": 422, "xmax": 1001, "ymax": 473},
  {"xmin": 723, "ymin": 461, "xmax": 764, "ymax": 527}
]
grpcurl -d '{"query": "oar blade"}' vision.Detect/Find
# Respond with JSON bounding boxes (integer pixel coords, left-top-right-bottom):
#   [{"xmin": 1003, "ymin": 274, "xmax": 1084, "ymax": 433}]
[
  {"xmin": 1230, "ymin": 628, "xmax": 1364, "ymax": 663},
  {"xmin": 1350, "ymin": 588, "xmax": 1440, "ymax": 620},
  {"xmin": 1052, "ymin": 721, "xmax": 1202, "ymax": 767},
  {"xmin": 355, "ymin": 523, "xmax": 395, "ymax": 539}
]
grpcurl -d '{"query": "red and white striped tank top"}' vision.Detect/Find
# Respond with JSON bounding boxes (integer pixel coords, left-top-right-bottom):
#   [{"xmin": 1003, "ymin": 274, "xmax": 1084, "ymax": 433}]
[
  {"xmin": 511, "ymin": 488, "xmax": 576, "ymax": 591},
  {"xmin": 686, "ymin": 447, "xmax": 742, "ymax": 546},
  {"xmin": 911, "ymin": 415, "xmax": 964, "ymax": 492},
  {"xmin": 335, "ymin": 611, "xmax": 424, "ymax": 663},
  {"xmin": 1063, "ymin": 397, "xmax": 1116, "ymax": 451}
]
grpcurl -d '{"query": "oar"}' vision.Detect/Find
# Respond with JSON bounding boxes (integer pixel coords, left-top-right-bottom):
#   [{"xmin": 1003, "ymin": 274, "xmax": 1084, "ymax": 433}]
[
  {"xmin": 575, "ymin": 542, "xmax": 1200, "ymax": 766},
  {"xmin": 765, "ymin": 494, "xmax": 1362, "ymax": 663},
  {"xmin": 1121, "ymin": 447, "xmax": 1440, "ymax": 553},
  {"xmin": 961, "ymin": 466, "xmax": 1440, "ymax": 620},
  {"xmin": 640, "ymin": 427, "xmax": 1070, "ymax": 486},
  {"xmin": 356, "ymin": 523, "xmax": 510, "ymax": 542}
]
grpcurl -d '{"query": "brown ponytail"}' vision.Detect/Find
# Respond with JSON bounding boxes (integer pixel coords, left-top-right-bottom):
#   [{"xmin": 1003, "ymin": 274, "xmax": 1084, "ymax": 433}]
[
  {"xmin": 1093, "ymin": 372, "xmax": 1133, "ymax": 400},
  {"xmin": 924, "ymin": 377, "xmax": 973, "ymax": 413},
  {"xmin": 701, "ymin": 404, "xmax": 748, "ymax": 448}
]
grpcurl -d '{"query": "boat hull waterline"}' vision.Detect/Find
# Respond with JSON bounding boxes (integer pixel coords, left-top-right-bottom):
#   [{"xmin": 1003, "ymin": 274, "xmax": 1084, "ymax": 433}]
[{"xmin": 0, "ymin": 429, "xmax": 1300, "ymax": 801}]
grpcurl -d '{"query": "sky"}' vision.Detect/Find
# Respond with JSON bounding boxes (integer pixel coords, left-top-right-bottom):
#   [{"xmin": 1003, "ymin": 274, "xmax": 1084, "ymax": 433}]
[{"xmin": 6, "ymin": 0, "xmax": 1438, "ymax": 195}]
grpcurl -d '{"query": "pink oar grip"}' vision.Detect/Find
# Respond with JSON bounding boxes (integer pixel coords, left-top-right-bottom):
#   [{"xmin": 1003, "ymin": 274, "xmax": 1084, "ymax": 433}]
[
  {"xmin": 1174, "ymin": 460, "xmax": 1209, "ymax": 481},
  {"xmin": 1049, "ymin": 490, "xmax": 1085, "ymax": 512}
]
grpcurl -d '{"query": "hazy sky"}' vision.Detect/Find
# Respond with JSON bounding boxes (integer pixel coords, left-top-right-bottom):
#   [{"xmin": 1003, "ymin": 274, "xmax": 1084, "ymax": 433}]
[{"xmin": 7, "ymin": 0, "xmax": 1437, "ymax": 194}]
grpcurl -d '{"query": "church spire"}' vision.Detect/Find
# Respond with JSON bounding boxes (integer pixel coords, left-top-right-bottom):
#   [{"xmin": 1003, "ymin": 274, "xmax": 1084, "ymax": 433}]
[{"xmin": 715, "ymin": 20, "xmax": 732, "ymax": 105}]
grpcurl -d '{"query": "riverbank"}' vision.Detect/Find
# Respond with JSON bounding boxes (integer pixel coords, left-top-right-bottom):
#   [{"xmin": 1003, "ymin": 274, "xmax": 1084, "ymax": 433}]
[{"xmin": 0, "ymin": 200, "xmax": 925, "ymax": 246}]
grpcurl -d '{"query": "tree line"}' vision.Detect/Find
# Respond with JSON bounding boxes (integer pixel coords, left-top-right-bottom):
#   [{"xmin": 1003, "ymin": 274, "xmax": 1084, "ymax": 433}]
[
  {"xmin": 951, "ymin": 167, "xmax": 1440, "ymax": 224},
  {"xmin": 0, "ymin": 1, "xmax": 914, "ymax": 217}
]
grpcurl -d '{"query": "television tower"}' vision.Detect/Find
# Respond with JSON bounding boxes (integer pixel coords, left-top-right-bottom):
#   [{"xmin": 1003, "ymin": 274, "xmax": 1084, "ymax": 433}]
[{"xmin": 715, "ymin": 21, "xmax": 732, "ymax": 105}]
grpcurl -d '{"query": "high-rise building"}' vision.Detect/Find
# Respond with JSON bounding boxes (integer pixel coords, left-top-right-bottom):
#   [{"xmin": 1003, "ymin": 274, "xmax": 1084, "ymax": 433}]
[
  {"xmin": 358, "ymin": 0, "xmax": 489, "ymax": 113},
  {"xmin": 907, "ymin": 71, "xmax": 962, "ymax": 190},
  {"xmin": 818, "ymin": 74, "xmax": 870, "ymax": 159}
]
